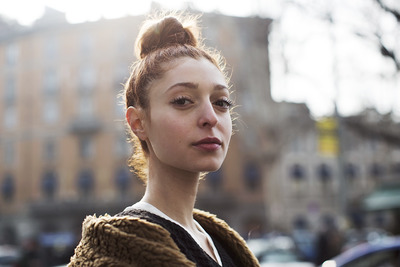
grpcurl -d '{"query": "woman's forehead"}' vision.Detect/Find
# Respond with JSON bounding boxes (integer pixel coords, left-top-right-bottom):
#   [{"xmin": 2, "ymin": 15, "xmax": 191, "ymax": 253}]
[{"xmin": 157, "ymin": 57, "xmax": 227, "ymax": 89}]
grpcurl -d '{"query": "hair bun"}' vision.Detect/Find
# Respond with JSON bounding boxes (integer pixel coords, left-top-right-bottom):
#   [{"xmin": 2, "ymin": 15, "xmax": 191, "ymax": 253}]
[{"xmin": 136, "ymin": 16, "xmax": 199, "ymax": 59}]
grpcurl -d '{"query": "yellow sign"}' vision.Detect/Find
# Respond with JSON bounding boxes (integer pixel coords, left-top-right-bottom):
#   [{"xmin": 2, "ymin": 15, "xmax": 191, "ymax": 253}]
[{"xmin": 317, "ymin": 117, "xmax": 339, "ymax": 156}]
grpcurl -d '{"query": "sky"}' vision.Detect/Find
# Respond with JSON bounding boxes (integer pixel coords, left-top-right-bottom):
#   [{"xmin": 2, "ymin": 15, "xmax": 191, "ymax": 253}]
[
  {"xmin": 0, "ymin": 0, "xmax": 275, "ymax": 24},
  {"xmin": 0, "ymin": 0, "xmax": 399, "ymax": 119}
]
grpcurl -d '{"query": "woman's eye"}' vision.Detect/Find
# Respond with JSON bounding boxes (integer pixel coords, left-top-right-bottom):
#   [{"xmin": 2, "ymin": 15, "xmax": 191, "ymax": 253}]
[
  {"xmin": 171, "ymin": 97, "xmax": 193, "ymax": 106},
  {"xmin": 214, "ymin": 98, "xmax": 233, "ymax": 109}
]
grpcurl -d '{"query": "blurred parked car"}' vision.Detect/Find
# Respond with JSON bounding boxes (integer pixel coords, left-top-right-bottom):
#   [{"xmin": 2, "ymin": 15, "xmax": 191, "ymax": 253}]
[
  {"xmin": 343, "ymin": 227, "xmax": 389, "ymax": 251},
  {"xmin": 247, "ymin": 236, "xmax": 315, "ymax": 267},
  {"xmin": 321, "ymin": 236, "xmax": 400, "ymax": 267},
  {"xmin": 0, "ymin": 245, "xmax": 20, "ymax": 267}
]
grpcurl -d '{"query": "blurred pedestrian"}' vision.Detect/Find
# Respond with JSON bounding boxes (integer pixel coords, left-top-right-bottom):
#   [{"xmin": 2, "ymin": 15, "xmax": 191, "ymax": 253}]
[
  {"xmin": 292, "ymin": 217, "xmax": 316, "ymax": 262},
  {"xmin": 18, "ymin": 238, "xmax": 42, "ymax": 267},
  {"xmin": 68, "ymin": 12, "xmax": 259, "ymax": 267},
  {"xmin": 315, "ymin": 216, "xmax": 344, "ymax": 265}
]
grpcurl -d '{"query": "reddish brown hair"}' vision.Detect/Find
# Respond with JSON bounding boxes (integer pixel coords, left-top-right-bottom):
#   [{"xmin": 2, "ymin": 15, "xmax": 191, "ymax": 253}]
[{"xmin": 124, "ymin": 13, "xmax": 229, "ymax": 182}]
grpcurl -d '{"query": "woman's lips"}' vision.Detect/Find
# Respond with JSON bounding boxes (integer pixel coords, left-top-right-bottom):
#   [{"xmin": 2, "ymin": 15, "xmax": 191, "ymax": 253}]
[{"xmin": 192, "ymin": 137, "xmax": 222, "ymax": 151}]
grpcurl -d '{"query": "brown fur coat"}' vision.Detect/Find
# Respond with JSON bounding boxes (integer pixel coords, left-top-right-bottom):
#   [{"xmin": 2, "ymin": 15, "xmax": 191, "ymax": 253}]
[{"xmin": 68, "ymin": 209, "xmax": 259, "ymax": 266}]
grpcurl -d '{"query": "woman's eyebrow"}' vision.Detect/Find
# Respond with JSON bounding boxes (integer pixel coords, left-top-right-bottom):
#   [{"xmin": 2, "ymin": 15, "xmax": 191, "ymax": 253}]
[
  {"xmin": 166, "ymin": 82, "xmax": 198, "ymax": 92},
  {"xmin": 214, "ymin": 84, "xmax": 229, "ymax": 91},
  {"xmin": 166, "ymin": 82, "xmax": 228, "ymax": 92}
]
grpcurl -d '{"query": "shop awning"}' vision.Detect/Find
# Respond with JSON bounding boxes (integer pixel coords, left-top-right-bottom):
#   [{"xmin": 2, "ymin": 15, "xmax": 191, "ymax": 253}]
[{"xmin": 363, "ymin": 183, "xmax": 400, "ymax": 211}]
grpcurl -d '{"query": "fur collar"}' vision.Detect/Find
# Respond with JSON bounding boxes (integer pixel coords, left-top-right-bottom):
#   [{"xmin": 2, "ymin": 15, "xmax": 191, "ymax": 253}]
[{"xmin": 69, "ymin": 209, "xmax": 259, "ymax": 266}]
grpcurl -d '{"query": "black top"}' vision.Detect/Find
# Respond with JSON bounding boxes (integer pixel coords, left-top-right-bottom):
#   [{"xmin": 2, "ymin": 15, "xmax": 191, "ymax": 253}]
[{"xmin": 117, "ymin": 209, "xmax": 238, "ymax": 267}]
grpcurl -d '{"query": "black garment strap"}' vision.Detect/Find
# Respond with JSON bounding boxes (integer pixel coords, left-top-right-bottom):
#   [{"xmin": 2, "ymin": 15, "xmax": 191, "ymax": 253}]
[{"xmin": 116, "ymin": 209, "xmax": 238, "ymax": 267}]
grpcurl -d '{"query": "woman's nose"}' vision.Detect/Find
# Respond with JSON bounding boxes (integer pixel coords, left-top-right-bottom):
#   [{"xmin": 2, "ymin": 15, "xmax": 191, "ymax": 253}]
[{"xmin": 198, "ymin": 102, "xmax": 218, "ymax": 128}]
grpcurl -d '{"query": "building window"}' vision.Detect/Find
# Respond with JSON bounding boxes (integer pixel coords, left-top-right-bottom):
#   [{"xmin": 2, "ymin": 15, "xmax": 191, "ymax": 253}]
[
  {"xmin": 115, "ymin": 167, "xmax": 131, "ymax": 194},
  {"xmin": 5, "ymin": 43, "xmax": 18, "ymax": 67},
  {"xmin": 44, "ymin": 36, "xmax": 58, "ymax": 61},
  {"xmin": 115, "ymin": 135, "xmax": 131, "ymax": 158},
  {"xmin": 43, "ymin": 69, "xmax": 59, "ymax": 96},
  {"xmin": 290, "ymin": 164, "xmax": 306, "ymax": 181},
  {"xmin": 5, "ymin": 76, "xmax": 16, "ymax": 103},
  {"xmin": 41, "ymin": 171, "xmax": 58, "ymax": 199},
  {"xmin": 290, "ymin": 164, "xmax": 307, "ymax": 194},
  {"xmin": 369, "ymin": 163, "xmax": 385, "ymax": 179},
  {"xmin": 317, "ymin": 163, "xmax": 332, "ymax": 182},
  {"xmin": 207, "ymin": 170, "xmax": 222, "ymax": 191},
  {"xmin": 79, "ymin": 136, "xmax": 94, "ymax": 159},
  {"xmin": 43, "ymin": 98, "xmax": 59, "ymax": 124},
  {"xmin": 292, "ymin": 216, "xmax": 309, "ymax": 230},
  {"xmin": 289, "ymin": 136, "xmax": 301, "ymax": 153},
  {"xmin": 77, "ymin": 169, "xmax": 94, "ymax": 196},
  {"xmin": 1, "ymin": 174, "xmax": 15, "ymax": 202},
  {"xmin": 115, "ymin": 98, "xmax": 125, "ymax": 117},
  {"xmin": 79, "ymin": 65, "xmax": 96, "ymax": 93},
  {"xmin": 43, "ymin": 139, "xmax": 56, "ymax": 162},
  {"xmin": 4, "ymin": 141, "xmax": 15, "ymax": 166},
  {"xmin": 78, "ymin": 96, "xmax": 94, "ymax": 118},
  {"xmin": 344, "ymin": 163, "xmax": 358, "ymax": 180},
  {"xmin": 4, "ymin": 105, "xmax": 17, "ymax": 129},
  {"xmin": 367, "ymin": 140, "xmax": 378, "ymax": 152},
  {"xmin": 244, "ymin": 162, "xmax": 261, "ymax": 191}
]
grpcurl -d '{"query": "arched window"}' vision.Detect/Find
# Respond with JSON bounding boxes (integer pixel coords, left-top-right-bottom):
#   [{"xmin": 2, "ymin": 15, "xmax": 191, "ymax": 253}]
[
  {"xmin": 42, "ymin": 171, "xmax": 58, "ymax": 199},
  {"xmin": 293, "ymin": 216, "xmax": 309, "ymax": 229},
  {"xmin": 369, "ymin": 163, "xmax": 384, "ymax": 178},
  {"xmin": 207, "ymin": 170, "xmax": 222, "ymax": 191},
  {"xmin": 317, "ymin": 163, "xmax": 332, "ymax": 182},
  {"xmin": 344, "ymin": 163, "xmax": 358, "ymax": 180},
  {"xmin": 115, "ymin": 167, "xmax": 131, "ymax": 193},
  {"xmin": 1, "ymin": 174, "xmax": 15, "ymax": 202},
  {"xmin": 77, "ymin": 169, "xmax": 94, "ymax": 196},
  {"xmin": 290, "ymin": 164, "xmax": 306, "ymax": 181},
  {"xmin": 244, "ymin": 163, "xmax": 261, "ymax": 191}
]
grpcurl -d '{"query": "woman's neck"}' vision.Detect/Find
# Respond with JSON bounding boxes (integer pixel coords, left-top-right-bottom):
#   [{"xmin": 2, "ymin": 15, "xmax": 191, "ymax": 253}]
[{"xmin": 141, "ymin": 162, "xmax": 200, "ymax": 231}]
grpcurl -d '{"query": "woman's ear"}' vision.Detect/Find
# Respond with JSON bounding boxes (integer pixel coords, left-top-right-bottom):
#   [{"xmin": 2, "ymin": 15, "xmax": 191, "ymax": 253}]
[{"xmin": 126, "ymin": 106, "xmax": 147, "ymax": 140}]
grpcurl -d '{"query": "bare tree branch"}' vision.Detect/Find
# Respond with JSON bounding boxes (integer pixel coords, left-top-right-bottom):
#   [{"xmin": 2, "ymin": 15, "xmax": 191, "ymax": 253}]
[
  {"xmin": 375, "ymin": 0, "xmax": 400, "ymax": 22},
  {"xmin": 378, "ymin": 38, "xmax": 400, "ymax": 71},
  {"xmin": 374, "ymin": 0, "xmax": 400, "ymax": 71}
]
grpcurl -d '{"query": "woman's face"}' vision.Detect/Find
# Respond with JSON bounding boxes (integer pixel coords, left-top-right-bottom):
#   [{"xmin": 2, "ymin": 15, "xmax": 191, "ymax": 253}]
[{"xmin": 143, "ymin": 57, "xmax": 232, "ymax": 174}]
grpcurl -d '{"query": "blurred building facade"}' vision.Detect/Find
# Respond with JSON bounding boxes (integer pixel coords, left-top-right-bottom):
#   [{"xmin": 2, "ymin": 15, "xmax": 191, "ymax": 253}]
[
  {"xmin": 269, "ymin": 108, "xmax": 400, "ymax": 233},
  {"xmin": 1, "ymin": 7, "xmax": 399, "ymax": 254}
]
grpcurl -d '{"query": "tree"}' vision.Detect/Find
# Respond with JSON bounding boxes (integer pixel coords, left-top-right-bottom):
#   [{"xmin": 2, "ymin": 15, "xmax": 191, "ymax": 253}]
[
  {"xmin": 374, "ymin": 0, "xmax": 400, "ymax": 71},
  {"xmin": 269, "ymin": 0, "xmax": 399, "ymax": 118}
]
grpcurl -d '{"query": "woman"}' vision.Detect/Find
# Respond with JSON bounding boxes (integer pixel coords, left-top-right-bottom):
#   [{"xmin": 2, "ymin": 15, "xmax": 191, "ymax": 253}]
[{"xmin": 69, "ymin": 13, "xmax": 259, "ymax": 267}]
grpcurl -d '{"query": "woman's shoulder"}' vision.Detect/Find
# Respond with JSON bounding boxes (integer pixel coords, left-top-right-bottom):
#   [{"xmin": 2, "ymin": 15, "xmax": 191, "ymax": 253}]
[
  {"xmin": 192, "ymin": 209, "xmax": 233, "ymax": 235},
  {"xmin": 193, "ymin": 209, "xmax": 261, "ymax": 267},
  {"xmin": 69, "ymin": 212, "xmax": 195, "ymax": 266},
  {"xmin": 81, "ymin": 211, "xmax": 171, "ymax": 239}
]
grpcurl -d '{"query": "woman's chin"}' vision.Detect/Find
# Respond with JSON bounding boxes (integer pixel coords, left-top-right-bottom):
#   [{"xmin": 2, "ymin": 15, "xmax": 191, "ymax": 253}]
[{"xmin": 200, "ymin": 164, "xmax": 222, "ymax": 173}]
